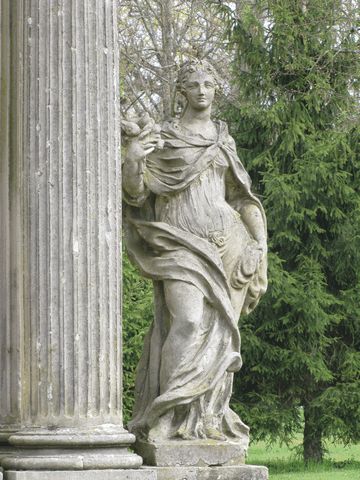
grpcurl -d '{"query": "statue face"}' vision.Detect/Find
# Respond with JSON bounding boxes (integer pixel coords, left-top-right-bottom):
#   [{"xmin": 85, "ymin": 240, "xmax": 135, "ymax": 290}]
[{"xmin": 183, "ymin": 71, "xmax": 216, "ymax": 111}]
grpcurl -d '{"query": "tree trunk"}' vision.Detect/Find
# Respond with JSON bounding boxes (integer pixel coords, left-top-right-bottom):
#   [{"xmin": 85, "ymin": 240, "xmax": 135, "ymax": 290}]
[
  {"xmin": 303, "ymin": 403, "xmax": 324, "ymax": 463},
  {"xmin": 160, "ymin": 0, "xmax": 175, "ymax": 120}
]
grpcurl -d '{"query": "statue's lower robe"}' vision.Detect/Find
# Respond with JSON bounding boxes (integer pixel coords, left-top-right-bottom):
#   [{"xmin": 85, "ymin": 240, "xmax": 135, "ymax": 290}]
[{"xmin": 126, "ymin": 218, "xmax": 250, "ymax": 444}]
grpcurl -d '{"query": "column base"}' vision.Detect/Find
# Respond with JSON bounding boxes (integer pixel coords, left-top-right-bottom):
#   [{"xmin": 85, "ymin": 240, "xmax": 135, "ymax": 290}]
[
  {"xmin": 4, "ymin": 470, "xmax": 155, "ymax": 480},
  {"xmin": 2, "ymin": 448, "xmax": 142, "ymax": 471},
  {"xmin": 0, "ymin": 444, "xmax": 14, "ymax": 471},
  {"xmin": 0, "ymin": 428, "xmax": 20, "ymax": 444},
  {"xmin": 1, "ymin": 427, "xmax": 142, "ymax": 470}
]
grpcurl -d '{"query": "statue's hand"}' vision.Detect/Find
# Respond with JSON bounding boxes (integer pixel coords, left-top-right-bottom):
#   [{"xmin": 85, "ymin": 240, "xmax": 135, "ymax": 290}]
[
  {"xmin": 125, "ymin": 130, "xmax": 159, "ymax": 163},
  {"xmin": 122, "ymin": 114, "xmax": 164, "ymax": 164},
  {"xmin": 231, "ymin": 239, "xmax": 266, "ymax": 289},
  {"xmin": 255, "ymin": 239, "xmax": 267, "ymax": 260}
]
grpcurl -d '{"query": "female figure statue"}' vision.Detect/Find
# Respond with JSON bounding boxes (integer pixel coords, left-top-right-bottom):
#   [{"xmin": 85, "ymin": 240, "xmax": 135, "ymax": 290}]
[{"xmin": 122, "ymin": 60, "xmax": 267, "ymax": 452}]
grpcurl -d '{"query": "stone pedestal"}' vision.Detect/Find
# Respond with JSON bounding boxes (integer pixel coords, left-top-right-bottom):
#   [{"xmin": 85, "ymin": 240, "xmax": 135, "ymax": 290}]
[
  {"xmin": 0, "ymin": 0, "xmax": 142, "ymax": 474},
  {"xmin": 4, "ymin": 466, "xmax": 268, "ymax": 480},
  {"xmin": 133, "ymin": 440, "xmax": 268, "ymax": 479},
  {"xmin": 153, "ymin": 465, "xmax": 268, "ymax": 480},
  {"xmin": 5, "ymin": 471, "xmax": 156, "ymax": 480},
  {"xmin": 136, "ymin": 439, "xmax": 246, "ymax": 467}
]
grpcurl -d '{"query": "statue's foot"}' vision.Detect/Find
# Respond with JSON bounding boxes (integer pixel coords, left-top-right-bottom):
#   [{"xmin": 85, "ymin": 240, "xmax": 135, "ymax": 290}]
[
  {"xmin": 204, "ymin": 425, "xmax": 227, "ymax": 441},
  {"xmin": 175, "ymin": 430, "xmax": 196, "ymax": 440},
  {"xmin": 174, "ymin": 424, "xmax": 207, "ymax": 440}
]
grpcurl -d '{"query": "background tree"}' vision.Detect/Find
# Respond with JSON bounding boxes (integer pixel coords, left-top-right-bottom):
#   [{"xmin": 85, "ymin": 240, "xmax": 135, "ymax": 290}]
[
  {"xmin": 121, "ymin": 0, "xmax": 360, "ymax": 462},
  {"xmin": 216, "ymin": 0, "xmax": 360, "ymax": 463},
  {"xmin": 119, "ymin": 0, "xmax": 234, "ymax": 120},
  {"xmin": 122, "ymin": 249, "xmax": 153, "ymax": 422}
]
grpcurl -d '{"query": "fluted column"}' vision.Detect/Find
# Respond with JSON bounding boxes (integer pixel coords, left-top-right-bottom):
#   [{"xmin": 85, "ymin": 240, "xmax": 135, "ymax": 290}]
[{"xmin": 0, "ymin": 0, "xmax": 142, "ymax": 471}]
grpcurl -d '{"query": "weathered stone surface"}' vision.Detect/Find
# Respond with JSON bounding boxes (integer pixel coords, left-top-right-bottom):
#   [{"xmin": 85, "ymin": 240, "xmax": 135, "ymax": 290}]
[
  {"xmin": 136, "ymin": 439, "xmax": 246, "ymax": 467},
  {"xmin": 4, "ymin": 466, "xmax": 269, "ymax": 480},
  {"xmin": 1, "ymin": 0, "xmax": 123, "ymax": 433},
  {"xmin": 152, "ymin": 465, "xmax": 268, "ymax": 480},
  {"xmin": 5, "ymin": 470, "xmax": 156, "ymax": 480},
  {"xmin": 123, "ymin": 60, "xmax": 268, "ymax": 452},
  {"xmin": 0, "ymin": 0, "xmax": 142, "ymax": 473},
  {"xmin": 2, "ymin": 447, "xmax": 141, "ymax": 471}
]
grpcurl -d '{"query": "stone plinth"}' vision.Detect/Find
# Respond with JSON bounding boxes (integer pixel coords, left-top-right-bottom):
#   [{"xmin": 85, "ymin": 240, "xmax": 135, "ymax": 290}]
[
  {"xmin": 135, "ymin": 439, "xmax": 246, "ymax": 467},
  {"xmin": 0, "ymin": 0, "xmax": 142, "ymax": 474},
  {"xmin": 4, "ymin": 466, "xmax": 268, "ymax": 480},
  {"xmin": 153, "ymin": 465, "xmax": 268, "ymax": 480},
  {"xmin": 5, "ymin": 471, "xmax": 156, "ymax": 480}
]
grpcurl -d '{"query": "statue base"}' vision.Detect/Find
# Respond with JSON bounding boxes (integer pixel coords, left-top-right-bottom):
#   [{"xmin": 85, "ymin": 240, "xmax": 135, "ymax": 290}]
[
  {"xmin": 153, "ymin": 465, "xmax": 268, "ymax": 480},
  {"xmin": 135, "ymin": 438, "xmax": 247, "ymax": 467},
  {"xmin": 4, "ymin": 471, "xmax": 155, "ymax": 480},
  {"xmin": 4, "ymin": 465, "xmax": 268, "ymax": 480}
]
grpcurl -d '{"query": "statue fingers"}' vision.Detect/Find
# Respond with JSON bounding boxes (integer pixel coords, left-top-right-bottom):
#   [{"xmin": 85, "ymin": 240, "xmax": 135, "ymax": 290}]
[
  {"xmin": 138, "ymin": 128, "xmax": 152, "ymax": 140},
  {"xmin": 144, "ymin": 146, "xmax": 156, "ymax": 156},
  {"xmin": 142, "ymin": 140, "xmax": 158, "ymax": 149}
]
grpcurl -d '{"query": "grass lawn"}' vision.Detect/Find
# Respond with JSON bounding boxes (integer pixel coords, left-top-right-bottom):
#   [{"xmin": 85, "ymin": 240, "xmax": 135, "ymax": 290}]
[{"xmin": 247, "ymin": 436, "xmax": 360, "ymax": 479}]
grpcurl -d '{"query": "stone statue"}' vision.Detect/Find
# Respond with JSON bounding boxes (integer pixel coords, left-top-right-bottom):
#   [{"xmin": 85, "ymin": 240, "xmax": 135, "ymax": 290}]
[{"xmin": 122, "ymin": 59, "xmax": 267, "ymax": 466}]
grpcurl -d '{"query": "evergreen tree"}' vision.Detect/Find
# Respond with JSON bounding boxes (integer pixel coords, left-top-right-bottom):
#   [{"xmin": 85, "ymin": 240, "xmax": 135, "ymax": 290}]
[
  {"xmin": 216, "ymin": 0, "xmax": 360, "ymax": 463},
  {"xmin": 122, "ymin": 250, "xmax": 153, "ymax": 423}
]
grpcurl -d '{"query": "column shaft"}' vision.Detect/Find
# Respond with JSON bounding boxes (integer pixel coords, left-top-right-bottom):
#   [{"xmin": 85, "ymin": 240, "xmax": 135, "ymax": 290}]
[{"xmin": 0, "ymin": 0, "xmax": 141, "ymax": 471}]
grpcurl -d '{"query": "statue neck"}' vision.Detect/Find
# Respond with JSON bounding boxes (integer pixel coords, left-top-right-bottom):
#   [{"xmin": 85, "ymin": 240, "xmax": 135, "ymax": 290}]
[{"xmin": 181, "ymin": 105, "xmax": 212, "ymax": 126}]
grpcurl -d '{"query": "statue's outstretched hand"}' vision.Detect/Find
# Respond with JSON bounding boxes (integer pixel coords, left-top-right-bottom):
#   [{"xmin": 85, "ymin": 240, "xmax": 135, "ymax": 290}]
[
  {"xmin": 121, "ymin": 114, "xmax": 164, "ymax": 164},
  {"xmin": 125, "ymin": 127, "xmax": 160, "ymax": 162},
  {"xmin": 121, "ymin": 113, "xmax": 163, "ymax": 198}
]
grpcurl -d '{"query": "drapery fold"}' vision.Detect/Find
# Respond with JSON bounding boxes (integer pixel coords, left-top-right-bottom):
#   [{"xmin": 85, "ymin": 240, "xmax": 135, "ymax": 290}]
[{"xmin": 124, "ymin": 120, "xmax": 267, "ymax": 442}]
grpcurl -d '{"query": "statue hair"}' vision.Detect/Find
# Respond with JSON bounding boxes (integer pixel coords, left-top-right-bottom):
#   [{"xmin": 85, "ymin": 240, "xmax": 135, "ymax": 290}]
[{"xmin": 176, "ymin": 59, "xmax": 223, "ymax": 95}]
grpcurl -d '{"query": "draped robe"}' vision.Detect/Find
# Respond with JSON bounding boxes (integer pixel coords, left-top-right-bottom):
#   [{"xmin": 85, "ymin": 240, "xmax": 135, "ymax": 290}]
[{"xmin": 124, "ymin": 120, "xmax": 267, "ymax": 444}]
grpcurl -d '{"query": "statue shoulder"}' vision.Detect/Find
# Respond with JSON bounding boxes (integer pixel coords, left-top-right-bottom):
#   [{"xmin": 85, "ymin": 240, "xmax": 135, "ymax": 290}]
[{"xmin": 216, "ymin": 119, "xmax": 236, "ymax": 148}]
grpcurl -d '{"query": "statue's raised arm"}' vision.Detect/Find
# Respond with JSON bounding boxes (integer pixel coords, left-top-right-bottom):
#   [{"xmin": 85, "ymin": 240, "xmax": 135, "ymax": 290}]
[{"xmin": 122, "ymin": 113, "xmax": 163, "ymax": 206}]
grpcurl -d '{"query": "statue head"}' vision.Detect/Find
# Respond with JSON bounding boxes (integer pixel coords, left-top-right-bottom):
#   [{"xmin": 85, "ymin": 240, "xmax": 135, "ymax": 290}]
[
  {"xmin": 175, "ymin": 59, "xmax": 222, "ymax": 114},
  {"xmin": 176, "ymin": 59, "xmax": 222, "ymax": 94}
]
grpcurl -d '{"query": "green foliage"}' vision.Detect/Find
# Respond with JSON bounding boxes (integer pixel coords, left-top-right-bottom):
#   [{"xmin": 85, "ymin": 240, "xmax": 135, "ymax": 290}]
[
  {"xmin": 248, "ymin": 434, "xmax": 360, "ymax": 478},
  {"xmin": 122, "ymin": 247, "xmax": 154, "ymax": 424},
  {"xmin": 218, "ymin": 0, "xmax": 360, "ymax": 462}
]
